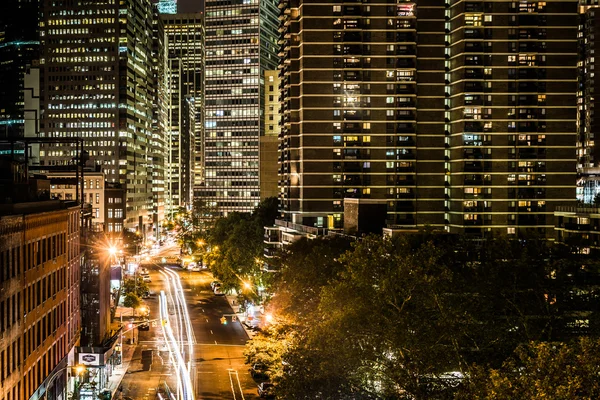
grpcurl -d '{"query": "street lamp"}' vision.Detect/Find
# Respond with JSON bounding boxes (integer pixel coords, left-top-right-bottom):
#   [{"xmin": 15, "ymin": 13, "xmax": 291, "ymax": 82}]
[{"xmin": 43, "ymin": 364, "xmax": 87, "ymax": 400}]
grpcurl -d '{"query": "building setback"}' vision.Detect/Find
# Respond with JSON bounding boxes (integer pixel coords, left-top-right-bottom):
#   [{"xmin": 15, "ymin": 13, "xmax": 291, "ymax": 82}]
[
  {"xmin": 39, "ymin": 0, "xmax": 164, "ymax": 235},
  {"xmin": 162, "ymin": 13, "xmax": 205, "ymax": 214},
  {"xmin": 202, "ymin": 0, "xmax": 280, "ymax": 216}
]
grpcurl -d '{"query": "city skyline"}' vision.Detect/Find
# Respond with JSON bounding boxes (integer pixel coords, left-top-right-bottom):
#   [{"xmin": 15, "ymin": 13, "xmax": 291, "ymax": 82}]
[{"xmin": 2, "ymin": 0, "xmax": 600, "ymax": 399}]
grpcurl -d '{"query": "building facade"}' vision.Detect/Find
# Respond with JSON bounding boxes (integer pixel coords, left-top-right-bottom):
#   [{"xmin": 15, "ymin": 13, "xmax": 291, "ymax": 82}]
[
  {"xmin": 276, "ymin": 0, "xmax": 578, "ymax": 237},
  {"xmin": 162, "ymin": 13, "xmax": 205, "ymax": 214},
  {"xmin": 278, "ymin": 0, "xmax": 446, "ymax": 230},
  {"xmin": 0, "ymin": 0, "xmax": 40, "ymax": 139},
  {"xmin": 578, "ymin": 4, "xmax": 600, "ymax": 204},
  {"xmin": 446, "ymin": 0, "xmax": 578, "ymax": 236},
  {"xmin": 260, "ymin": 70, "xmax": 280, "ymax": 200},
  {"xmin": 150, "ymin": 8, "xmax": 167, "ymax": 240},
  {"xmin": 39, "ymin": 0, "xmax": 163, "ymax": 234},
  {"xmin": 48, "ymin": 171, "xmax": 126, "ymax": 234},
  {"xmin": 0, "ymin": 192, "xmax": 80, "ymax": 400},
  {"xmin": 202, "ymin": 0, "xmax": 280, "ymax": 216}
]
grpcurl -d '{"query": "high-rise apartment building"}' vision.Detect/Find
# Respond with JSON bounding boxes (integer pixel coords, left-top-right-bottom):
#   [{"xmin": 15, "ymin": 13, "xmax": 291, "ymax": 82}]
[
  {"xmin": 39, "ymin": 0, "xmax": 164, "ymax": 234},
  {"xmin": 157, "ymin": 0, "xmax": 177, "ymax": 14},
  {"xmin": 277, "ymin": 0, "xmax": 578, "ymax": 237},
  {"xmin": 202, "ymin": 0, "xmax": 279, "ymax": 216},
  {"xmin": 446, "ymin": 0, "xmax": 578, "ymax": 236},
  {"xmin": 162, "ymin": 13, "xmax": 205, "ymax": 214},
  {"xmin": 578, "ymin": 3, "xmax": 600, "ymax": 204},
  {"xmin": 278, "ymin": 0, "xmax": 446, "ymax": 230},
  {"xmin": 0, "ymin": 0, "xmax": 40, "ymax": 139}
]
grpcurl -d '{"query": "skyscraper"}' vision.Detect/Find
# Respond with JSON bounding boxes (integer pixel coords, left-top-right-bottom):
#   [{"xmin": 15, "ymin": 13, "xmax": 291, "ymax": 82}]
[
  {"xmin": 0, "ymin": 0, "xmax": 40, "ymax": 139},
  {"xmin": 39, "ymin": 0, "xmax": 164, "ymax": 234},
  {"xmin": 202, "ymin": 0, "xmax": 279, "ymax": 216},
  {"xmin": 162, "ymin": 13, "xmax": 205, "ymax": 214},
  {"xmin": 151, "ymin": 7, "xmax": 168, "ymax": 235},
  {"xmin": 277, "ymin": 0, "xmax": 578, "ymax": 237}
]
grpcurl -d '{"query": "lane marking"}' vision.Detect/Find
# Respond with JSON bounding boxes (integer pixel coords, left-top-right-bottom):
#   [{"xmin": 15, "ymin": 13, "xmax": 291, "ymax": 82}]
[
  {"xmin": 210, "ymin": 330, "xmax": 213, "ymax": 335},
  {"xmin": 215, "ymin": 340, "xmax": 218, "ymax": 345},
  {"xmin": 234, "ymin": 370, "xmax": 245, "ymax": 400},
  {"xmin": 228, "ymin": 370, "xmax": 238, "ymax": 400}
]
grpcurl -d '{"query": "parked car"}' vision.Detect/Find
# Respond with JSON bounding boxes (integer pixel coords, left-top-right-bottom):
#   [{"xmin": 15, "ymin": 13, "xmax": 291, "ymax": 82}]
[
  {"xmin": 213, "ymin": 286, "xmax": 224, "ymax": 296},
  {"xmin": 190, "ymin": 263, "xmax": 201, "ymax": 272},
  {"xmin": 250, "ymin": 363, "xmax": 269, "ymax": 380},
  {"xmin": 142, "ymin": 274, "xmax": 151, "ymax": 283},
  {"xmin": 257, "ymin": 382, "xmax": 275, "ymax": 399},
  {"xmin": 210, "ymin": 281, "xmax": 221, "ymax": 290},
  {"xmin": 140, "ymin": 267, "xmax": 149, "ymax": 275}
]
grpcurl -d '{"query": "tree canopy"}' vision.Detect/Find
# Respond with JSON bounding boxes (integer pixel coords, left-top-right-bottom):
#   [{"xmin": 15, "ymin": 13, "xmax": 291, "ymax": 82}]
[{"xmin": 244, "ymin": 232, "xmax": 600, "ymax": 399}]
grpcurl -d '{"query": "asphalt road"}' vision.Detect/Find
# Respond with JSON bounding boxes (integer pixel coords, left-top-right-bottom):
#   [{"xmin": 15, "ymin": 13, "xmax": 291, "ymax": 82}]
[{"xmin": 119, "ymin": 244, "xmax": 261, "ymax": 400}]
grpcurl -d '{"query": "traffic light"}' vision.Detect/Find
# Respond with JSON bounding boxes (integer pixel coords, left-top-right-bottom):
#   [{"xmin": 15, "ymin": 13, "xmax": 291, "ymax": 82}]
[
  {"xmin": 232, "ymin": 315, "xmax": 237, "ymax": 323},
  {"xmin": 220, "ymin": 316, "xmax": 227, "ymax": 325}
]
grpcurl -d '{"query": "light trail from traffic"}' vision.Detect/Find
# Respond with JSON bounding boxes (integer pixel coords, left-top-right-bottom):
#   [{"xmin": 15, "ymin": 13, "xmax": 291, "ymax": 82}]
[{"xmin": 159, "ymin": 281, "xmax": 195, "ymax": 400}]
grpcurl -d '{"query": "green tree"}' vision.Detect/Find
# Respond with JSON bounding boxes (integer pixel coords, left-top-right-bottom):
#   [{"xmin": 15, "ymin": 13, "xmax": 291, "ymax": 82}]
[
  {"xmin": 207, "ymin": 197, "xmax": 279, "ymax": 292},
  {"xmin": 268, "ymin": 236, "xmax": 353, "ymax": 326},
  {"xmin": 123, "ymin": 292, "xmax": 141, "ymax": 310},
  {"xmin": 458, "ymin": 338, "xmax": 600, "ymax": 400},
  {"xmin": 122, "ymin": 277, "xmax": 148, "ymax": 298}
]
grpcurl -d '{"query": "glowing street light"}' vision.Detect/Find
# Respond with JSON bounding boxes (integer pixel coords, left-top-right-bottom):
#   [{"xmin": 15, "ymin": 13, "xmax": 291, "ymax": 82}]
[
  {"xmin": 73, "ymin": 364, "xmax": 87, "ymax": 375},
  {"xmin": 265, "ymin": 314, "xmax": 274, "ymax": 324},
  {"xmin": 108, "ymin": 246, "xmax": 117, "ymax": 257},
  {"xmin": 243, "ymin": 281, "xmax": 252, "ymax": 290}
]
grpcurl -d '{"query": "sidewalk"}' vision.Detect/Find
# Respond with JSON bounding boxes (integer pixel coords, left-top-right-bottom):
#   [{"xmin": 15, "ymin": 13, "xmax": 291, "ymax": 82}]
[
  {"xmin": 106, "ymin": 342, "xmax": 136, "ymax": 398},
  {"xmin": 225, "ymin": 293, "xmax": 263, "ymax": 339},
  {"xmin": 105, "ymin": 305, "xmax": 139, "ymax": 398}
]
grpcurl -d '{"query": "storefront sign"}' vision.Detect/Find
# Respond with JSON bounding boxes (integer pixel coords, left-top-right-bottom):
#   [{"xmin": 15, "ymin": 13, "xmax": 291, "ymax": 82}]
[{"xmin": 79, "ymin": 353, "xmax": 101, "ymax": 366}]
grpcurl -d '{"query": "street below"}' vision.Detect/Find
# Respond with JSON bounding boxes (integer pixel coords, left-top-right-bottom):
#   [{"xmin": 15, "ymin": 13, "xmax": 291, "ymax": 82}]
[{"xmin": 118, "ymin": 244, "xmax": 260, "ymax": 400}]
